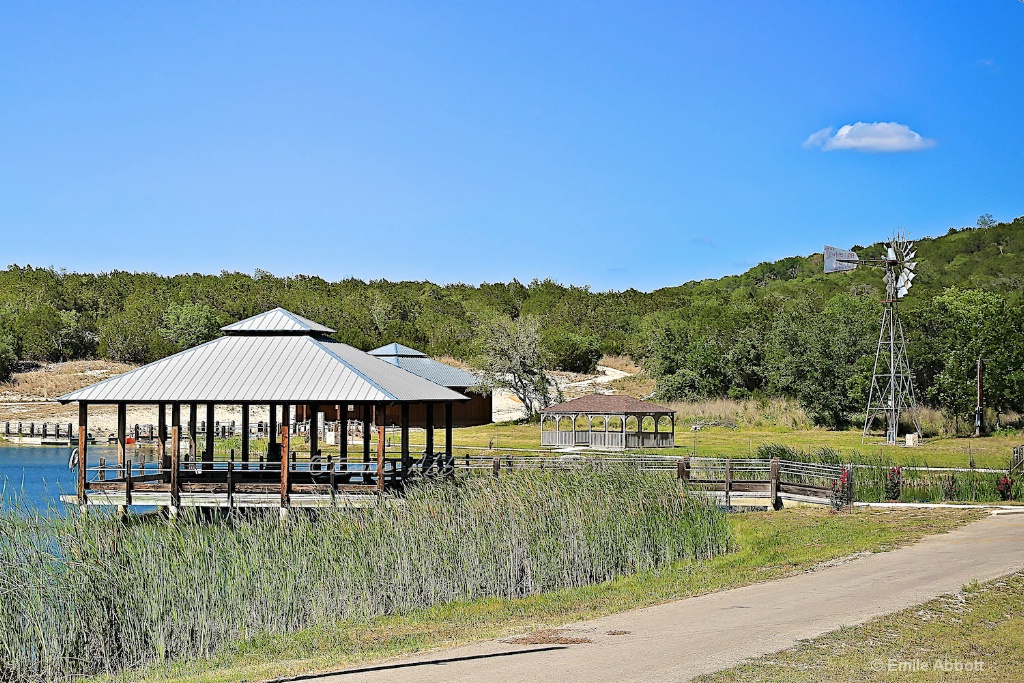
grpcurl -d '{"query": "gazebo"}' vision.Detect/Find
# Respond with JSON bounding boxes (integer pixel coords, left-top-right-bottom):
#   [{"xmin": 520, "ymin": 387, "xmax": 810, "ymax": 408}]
[
  {"xmin": 59, "ymin": 308, "xmax": 466, "ymax": 510},
  {"xmin": 540, "ymin": 395, "xmax": 675, "ymax": 449}
]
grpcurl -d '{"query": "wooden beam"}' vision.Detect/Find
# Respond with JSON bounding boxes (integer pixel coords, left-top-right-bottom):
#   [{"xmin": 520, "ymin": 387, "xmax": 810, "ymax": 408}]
[
  {"xmin": 362, "ymin": 405, "xmax": 371, "ymax": 465},
  {"xmin": 77, "ymin": 402, "xmax": 88, "ymax": 505},
  {"xmin": 309, "ymin": 403, "xmax": 319, "ymax": 463},
  {"xmin": 425, "ymin": 402, "xmax": 434, "ymax": 461},
  {"xmin": 340, "ymin": 403, "xmax": 348, "ymax": 464},
  {"xmin": 188, "ymin": 403, "xmax": 198, "ymax": 465},
  {"xmin": 269, "ymin": 403, "xmax": 278, "ymax": 452},
  {"xmin": 400, "ymin": 403, "xmax": 410, "ymax": 476},
  {"xmin": 157, "ymin": 402, "xmax": 167, "ymax": 471},
  {"xmin": 280, "ymin": 404, "xmax": 290, "ymax": 506},
  {"xmin": 240, "ymin": 402, "xmax": 250, "ymax": 470},
  {"xmin": 204, "ymin": 403, "xmax": 215, "ymax": 471},
  {"xmin": 170, "ymin": 404, "xmax": 181, "ymax": 506},
  {"xmin": 376, "ymin": 403, "xmax": 385, "ymax": 493},
  {"xmin": 116, "ymin": 403, "xmax": 127, "ymax": 469},
  {"xmin": 444, "ymin": 402, "xmax": 453, "ymax": 463}
]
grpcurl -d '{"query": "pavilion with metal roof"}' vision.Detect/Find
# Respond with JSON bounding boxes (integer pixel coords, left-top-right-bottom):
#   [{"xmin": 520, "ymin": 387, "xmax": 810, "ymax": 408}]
[
  {"xmin": 59, "ymin": 307, "xmax": 467, "ymax": 510},
  {"xmin": 540, "ymin": 394, "xmax": 675, "ymax": 449}
]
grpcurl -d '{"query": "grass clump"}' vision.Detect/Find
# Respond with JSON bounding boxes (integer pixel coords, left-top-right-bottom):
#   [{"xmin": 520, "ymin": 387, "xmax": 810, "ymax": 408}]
[
  {"xmin": 697, "ymin": 570, "xmax": 1024, "ymax": 683},
  {"xmin": 0, "ymin": 467, "xmax": 728, "ymax": 682}
]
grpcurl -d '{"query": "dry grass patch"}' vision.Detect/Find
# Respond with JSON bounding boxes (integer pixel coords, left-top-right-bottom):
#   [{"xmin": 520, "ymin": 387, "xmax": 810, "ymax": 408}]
[
  {"xmin": 1, "ymin": 360, "xmax": 135, "ymax": 402},
  {"xmin": 608, "ymin": 373, "xmax": 657, "ymax": 398},
  {"xmin": 599, "ymin": 355, "xmax": 641, "ymax": 374}
]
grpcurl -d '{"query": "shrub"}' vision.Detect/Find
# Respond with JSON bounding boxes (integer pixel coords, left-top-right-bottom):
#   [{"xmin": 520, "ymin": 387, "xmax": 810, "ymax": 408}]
[
  {"xmin": 542, "ymin": 329, "xmax": 602, "ymax": 373},
  {"xmin": 998, "ymin": 475, "xmax": 1014, "ymax": 501},
  {"xmin": 885, "ymin": 466, "xmax": 903, "ymax": 500},
  {"xmin": 940, "ymin": 473, "xmax": 959, "ymax": 501},
  {"xmin": 830, "ymin": 468, "xmax": 852, "ymax": 511}
]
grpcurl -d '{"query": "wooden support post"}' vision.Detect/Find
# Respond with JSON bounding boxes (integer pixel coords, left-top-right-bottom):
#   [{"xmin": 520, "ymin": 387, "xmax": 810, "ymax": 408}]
[
  {"xmin": 99, "ymin": 456, "xmax": 106, "ymax": 482},
  {"xmin": 205, "ymin": 403, "xmax": 215, "ymax": 471},
  {"xmin": 157, "ymin": 402, "xmax": 167, "ymax": 472},
  {"xmin": 362, "ymin": 406, "xmax": 371, "ymax": 466},
  {"xmin": 280, "ymin": 405, "xmax": 290, "ymax": 506},
  {"xmin": 769, "ymin": 457, "xmax": 780, "ymax": 510},
  {"xmin": 493, "ymin": 455, "xmax": 500, "ymax": 477},
  {"xmin": 241, "ymin": 403, "xmax": 250, "ymax": 470},
  {"xmin": 170, "ymin": 404, "xmax": 181, "ymax": 507},
  {"xmin": 724, "ymin": 458, "xmax": 732, "ymax": 507},
  {"xmin": 309, "ymin": 403, "xmax": 319, "ymax": 464},
  {"xmin": 847, "ymin": 464, "xmax": 855, "ymax": 513},
  {"xmin": 444, "ymin": 402, "xmax": 453, "ymax": 476},
  {"xmin": 677, "ymin": 459, "xmax": 685, "ymax": 481},
  {"xmin": 226, "ymin": 457, "xmax": 234, "ymax": 509},
  {"xmin": 188, "ymin": 403, "xmax": 198, "ymax": 465},
  {"xmin": 425, "ymin": 402, "xmax": 435, "ymax": 465},
  {"xmin": 377, "ymin": 416, "xmax": 385, "ymax": 494},
  {"xmin": 77, "ymin": 402, "xmax": 88, "ymax": 505},
  {"xmin": 328, "ymin": 452, "xmax": 336, "ymax": 500},
  {"xmin": 340, "ymin": 403, "xmax": 348, "ymax": 465},
  {"xmin": 125, "ymin": 458, "xmax": 133, "ymax": 507},
  {"xmin": 116, "ymin": 403, "xmax": 127, "ymax": 470},
  {"xmin": 400, "ymin": 403, "xmax": 410, "ymax": 478},
  {"xmin": 269, "ymin": 403, "xmax": 278, "ymax": 463}
]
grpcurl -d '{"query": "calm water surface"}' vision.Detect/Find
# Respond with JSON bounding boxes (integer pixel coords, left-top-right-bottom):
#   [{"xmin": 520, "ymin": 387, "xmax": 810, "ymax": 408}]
[{"xmin": 0, "ymin": 444, "xmax": 131, "ymax": 511}]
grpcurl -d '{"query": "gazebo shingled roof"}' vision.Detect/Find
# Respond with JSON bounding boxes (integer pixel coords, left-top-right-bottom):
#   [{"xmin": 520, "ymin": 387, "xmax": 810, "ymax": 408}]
[{"xmin": 541, "ymin": 394, "xmax": 674, "ymax": 415}]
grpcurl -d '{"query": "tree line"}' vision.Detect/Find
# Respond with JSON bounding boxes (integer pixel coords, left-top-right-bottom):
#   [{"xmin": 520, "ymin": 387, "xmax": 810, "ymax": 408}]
[{"xmin": 1, "ymin": 215, "xmax": 1022, "ymax": 431}]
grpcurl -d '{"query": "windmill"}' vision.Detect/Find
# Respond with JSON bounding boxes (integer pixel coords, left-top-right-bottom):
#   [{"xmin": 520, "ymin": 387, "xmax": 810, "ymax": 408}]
[{"xmin": 824, "ymin": 231, "xmax": 921, "ymax": 445}]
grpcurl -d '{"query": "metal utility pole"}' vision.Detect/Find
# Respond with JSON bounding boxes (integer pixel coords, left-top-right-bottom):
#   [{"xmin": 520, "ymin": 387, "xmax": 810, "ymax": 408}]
[{"xmin": 974, "ymin": 357, "xmax": 984, "ymax": 437}]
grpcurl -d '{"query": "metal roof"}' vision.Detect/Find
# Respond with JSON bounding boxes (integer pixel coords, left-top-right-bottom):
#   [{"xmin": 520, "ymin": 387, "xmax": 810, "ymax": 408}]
[
  {"xmin": 60, "ymin": 311, "xmax": 465, "ymax": 404},
  {"xmin": 369, "ymin": 342, "xmax": 427, "ymax": 358},
  {"xmin": 221, "ymin": 308, "xmax": 335, "ymax": 334},
  {"xmin": 369, "ymin": 343, "xmax": 479, "ymax": 387},
  {"xmin": 378, "ymin": 356, "xmax": 479, "ymax": 388}
]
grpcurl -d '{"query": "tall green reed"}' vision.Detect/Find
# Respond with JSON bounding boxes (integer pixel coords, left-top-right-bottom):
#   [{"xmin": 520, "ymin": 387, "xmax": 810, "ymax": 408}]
[{"xmin": 0, "ymin": 467, "xmax": 728, "ymax": 682}]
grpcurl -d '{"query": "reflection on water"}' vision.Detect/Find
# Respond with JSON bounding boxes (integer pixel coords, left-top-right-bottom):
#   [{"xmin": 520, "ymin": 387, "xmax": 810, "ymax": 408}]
[{"xmin": 0, "ymin": 444, "xmax": 153, "ymax": 511}]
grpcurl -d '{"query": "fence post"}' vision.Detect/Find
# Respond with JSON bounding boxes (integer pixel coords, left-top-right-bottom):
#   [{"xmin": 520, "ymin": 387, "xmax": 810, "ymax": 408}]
[
  {"xmin": 769, "ymin": 458, "xmax": 780, "ymax": 510},
  {"xmin": 99, "ymin": 456, "xmax": 106, "ymax": 482},
  {"xmin": 493, "ymin": 455, "xmax": 500, "ymax": 477},
  {"xmin": 724, "ymin": 458, "xmax": 732, "ymax": 507},
  {"xmin": 847, "ymin": 464, "xmax": 855, "ymax": 512},
  {"xmin": 227, "ymin": 456, "xmax": 234, "ymax": 509},
  {"xmin": 125, "ymin": 459, "xmax": 133, "ymax": 507}
]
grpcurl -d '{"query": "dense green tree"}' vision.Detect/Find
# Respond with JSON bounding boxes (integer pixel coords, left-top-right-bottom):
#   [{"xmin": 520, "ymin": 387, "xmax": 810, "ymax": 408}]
[
  {"xmin": 0, "ymin": 330, "xmax": 16, "ymax": 382},
  {"xmin": 541, "ymin": 329, "xmax": 602, "ymax": 373},
  {"xmin": 159, "ymin": 302, "xmax": 221, "ymax": 351},
  {"xmin": 768, "ymin": 294, "xmax": 879, "ymax": 429}
]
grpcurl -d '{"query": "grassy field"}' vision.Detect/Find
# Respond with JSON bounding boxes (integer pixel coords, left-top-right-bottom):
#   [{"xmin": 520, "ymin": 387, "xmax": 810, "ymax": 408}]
[
  {"xmin": 402, "ymin": 421, "xmax": 1021, "ymax": 470},
  {"xmin": 85, "ymin": 507, "xmax": 982, "ymax": 683},
  {"xmin": 698, "ymin": 570, "xmax": 1024, "ymax": 683}
]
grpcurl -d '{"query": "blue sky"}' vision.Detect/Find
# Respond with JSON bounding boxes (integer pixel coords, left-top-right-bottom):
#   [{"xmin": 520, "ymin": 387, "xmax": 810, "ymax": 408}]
[{"xmin": 1, "ymin": 1, "xmax": 1022, "ymax": 291}]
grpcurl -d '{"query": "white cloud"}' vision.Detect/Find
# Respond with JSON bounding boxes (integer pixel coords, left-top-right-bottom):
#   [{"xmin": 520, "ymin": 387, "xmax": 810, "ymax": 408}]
[{"xmin": 803, "ymin": 122, "xmax": 936, "ymax": 153}]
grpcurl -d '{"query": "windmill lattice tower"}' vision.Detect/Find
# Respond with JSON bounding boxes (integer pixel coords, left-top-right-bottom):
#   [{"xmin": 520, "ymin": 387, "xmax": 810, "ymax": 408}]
[{"xmin": 824, "ymin": 232, "xmax": 921, "ymax": 445}]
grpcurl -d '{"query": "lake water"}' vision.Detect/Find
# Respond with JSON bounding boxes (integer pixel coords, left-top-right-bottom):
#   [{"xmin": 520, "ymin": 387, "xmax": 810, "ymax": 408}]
[{"xmin": 0, "ymin": 444, "xmax": 125, "ymax": 511}]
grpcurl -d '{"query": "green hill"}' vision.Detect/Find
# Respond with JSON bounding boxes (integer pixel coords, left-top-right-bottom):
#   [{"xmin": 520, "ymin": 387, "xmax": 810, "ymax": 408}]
[{"xmin": 1, "ymin": 215, "xmax": 1022, "ymax": 430}]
